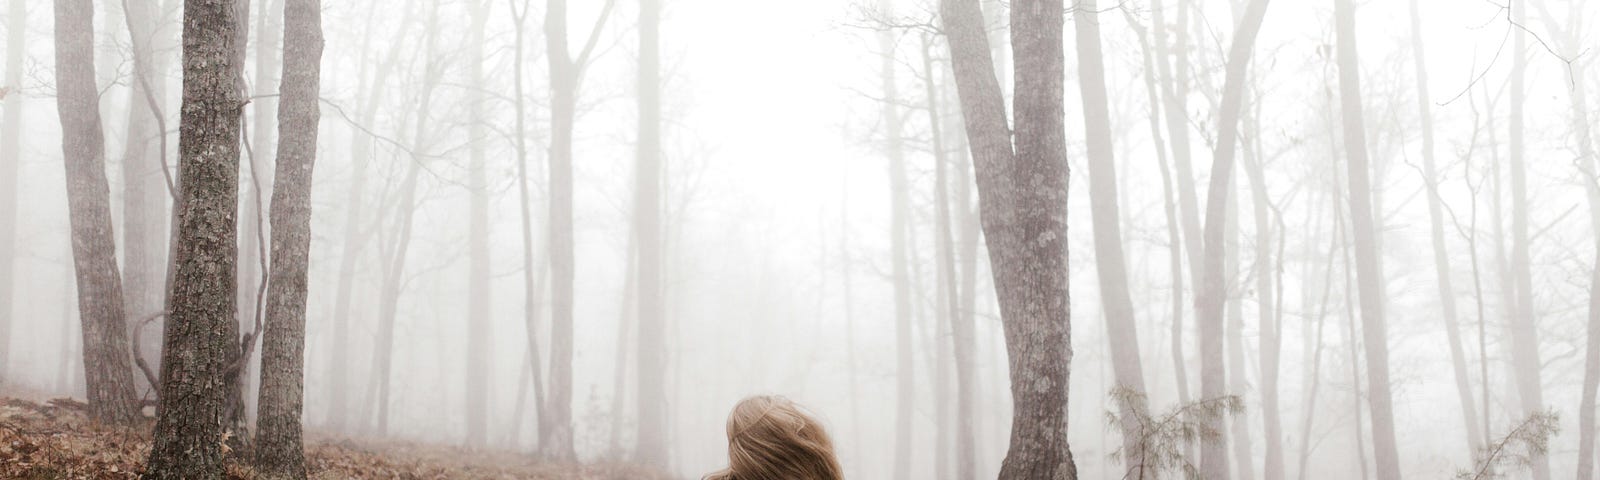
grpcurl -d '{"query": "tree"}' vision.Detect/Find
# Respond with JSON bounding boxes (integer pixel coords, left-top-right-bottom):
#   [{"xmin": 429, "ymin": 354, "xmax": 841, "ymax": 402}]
[
  {"xmin": 465, "ymin": 0, "xmax": 493, "ymax": 450},
  {"xmin": 145, "ymin": 0, "xmax": 247, "ymax": 476},
  {"xmin": 119, "ymin": 0, "xmax": 175, "ymax": 388},
  {"xmin": 0, "ymin": 0, "xmax": 22, "ymax": 385},
  {"xmin": 254, "ymin": 0, "xmax": 322, "ymax": 475},
  {"xmin": 1191, "ymin": 0, "xmax": 1270, "ymax": 478},
  {"xmin": 1073, "ymin": 2, "xmax": 1150, "ymax": 476},
  {"xmin": 506, "ymin": 0, "xmax": 548, "ymax": 446},
  {"xmin": 633, "ymin": 0, "xmax": 668, "ymax": 467},
  {"xmin": 1407, "ymin": 0, "xmax": 1483, "ymax": 457},
  {"xmin": 1504, "ymin": 2, "xmax": 1549, "ymax": 478},
  {"xmin": 542, "ymin": 0, "xmax": 614, "ymax": 460},
  {"xmin": 873, "ymin": 4, "xmax": 914, "ymax": 477},
  {"xmin": 940, "ymin": 0, "xmax": 1077, "ymax": 477},
  {"xmin": 53, "ymin": 0, "xmax": 143, "ymax": 426},
  {"xmin": 1332, "ymin": 0, "xmax": 1401, "ymax": 477}
]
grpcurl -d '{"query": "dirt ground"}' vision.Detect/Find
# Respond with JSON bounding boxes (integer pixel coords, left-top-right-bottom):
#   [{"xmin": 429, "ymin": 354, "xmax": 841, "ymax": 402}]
[{"xmin": 0, "ymin": 395, "xmax": 671, "ymax": 479}]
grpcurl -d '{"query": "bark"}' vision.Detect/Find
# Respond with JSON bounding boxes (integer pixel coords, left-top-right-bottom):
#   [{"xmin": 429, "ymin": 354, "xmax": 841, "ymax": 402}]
[
  {"xmin": 633, "ymin": 0, "xmax": 667, "ymax": 466},
  {"xmin": 53, "ymin": 0, "xmax": 143, "ymax": 426},
  {"xmin": 1073, "ymin": 3, "xmax": 1149, "ymax": 476},
  {"xmin": 541, "ymin": 0, "xmax": 614, "ymax": 459},
  {"xmin": 1332, "ymin": 0, "xmax": 1401, "ymax": 477},
  {"xmin": 145, "ymin": 0, "xmax": 247, "ymax": 476},
  {"xmin": 1192, "ymin": 1, "xmax": 1270, "ymax": 478},
  {"xmin": 1505, "ymin": 2, "xmax": 1549, "ymax": 478},
  {"xmin": 465, "ymin": 0, "xmax": 492, "ymax": 450},
  {"xmin": 920, "ymin": 33, "xmax": 976, "ymax": 480},
  {"xmin": 873, "ymin": 7, "xmax": 914, "ymax": 477},
  {"xmin": 1407, "ymin": 0, "xmax": 1483, "ymax": 456},
  {"xmin": 254, "ymin": 0, "xmax": 321, "ymax": 474},
  {"xmin": 0, "ymin": 0, "xmax": 21, "ymax": 385},
  {"xmin": 941, "ymin": 0, "xmax": 1077, "ymax": 477}
]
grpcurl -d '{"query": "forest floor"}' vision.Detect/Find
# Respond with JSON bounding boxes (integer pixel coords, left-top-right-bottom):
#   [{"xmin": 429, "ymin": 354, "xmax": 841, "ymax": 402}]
[{"xmin": 0, "ymin": 392, "xmax": 670, "ymax": 479}]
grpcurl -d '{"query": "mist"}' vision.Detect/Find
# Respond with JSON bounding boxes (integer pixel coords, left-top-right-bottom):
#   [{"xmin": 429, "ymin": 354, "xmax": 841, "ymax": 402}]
[{"xmin": 1, "ymin": 0, "xmax": 1596, "ymax": 478}]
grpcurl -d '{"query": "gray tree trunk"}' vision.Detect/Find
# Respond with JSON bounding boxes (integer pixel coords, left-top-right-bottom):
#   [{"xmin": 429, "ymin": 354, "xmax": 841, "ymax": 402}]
[
  {"xmin": 1332, "ymin": 0, "xmax": 1401, "ymax": 477},
  {"xmin": 873, "ymin": 7, "xmax": 914, "ymax": 477},
  {"xmin": 254, "ymin": 0, "xmax": 320, "ymax": 474},
  {"xmin": 465, "ymin": 0, "xmax": 492, "ymax": 450},
  {"xmin": 119, "ymin": 0, "xmax": 173, "ymax": 391},
  {"xmin": 145, "ymin": 0, "xmax": 246, "ymax": 476},
  {"xmin": 1505, "ymin": 2, "xmax": 1549, "ymax": 478},
  {"xmin": 0, "ymin": 0, "xmax": 22, "ymax": 385},
  {"xmin": 1073, "ymin": 3, "xmax": 1150, "ymax": 476},
  {"xmin": 941, "ymin": 0, "xmax": 1077, "ymax": 477},
  {"xmin": 53, "ymin": 0, "xmax": 143, "ymax": 426},
  {"xmin": 1192, "ymin": 1, "xmax": 1270, "ymax": 478},
  {"xmin": 1406, "ymin": 0, "xmax": 1483, "ymax": 457},
  {"xmin": 634, "ymin": 0, "xmax": 668, "ymax": 467},
  {"xmin": 1239, "ymin": 105, "xmax": 1284, "ymax": 480}
]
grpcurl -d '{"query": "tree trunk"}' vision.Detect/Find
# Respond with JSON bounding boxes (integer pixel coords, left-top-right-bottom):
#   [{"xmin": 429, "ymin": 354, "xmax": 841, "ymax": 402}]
[
  {"xmin": 1238, "ymin": 104, "xmax": 1284, "ymax": 480},
  {"xmin": 633, "ymin": 0, "xmax": 667, "ymax": 466},
  {"xmin": 119, "ymin": 0, "xmax": 174, "ymax": 393},
  {"xmin": 465, "ymin": 0, "xmax": 492, "ymax": 450},
  {"xmin": 541, "ymin": 0, "xmax": 615, "ymax": 459},
  {"xmin": 1558, "ymin": 10, "xmax": 1600, "ymax": 479},
  {"xmin": 1332, "ymin": 0, "xmax": 1401, "ymax": 477},
  {"xmin": 1192, "ymin": 2, "xmax": 1270, "ymax": 479},
  {"xmin": 1072, "ymin": 3, "xmax": 1149, "ymax": 476},
  {"xmin": 1505, "ymin": 2, "xmax": 1549, "ymax": 478},
  {"xmin": 1405, "ymin": 0, "xmax": 1483, "ymax": 457},
  {"xmin": 366, "ymin": 0, "xmax": 439, "ymax": 434},
  {"xmin": 941, "ymin": 0, "xmax": 1077, "ymax": 477},
  {"xmin": 507, "ymin": 0, "xmax": 548, "ymax": 445},
  {"xmin": 920, "ymin": 33, "xmax": 976, "ymax": 480},
  {"xmin": 1226, "ymin": 171, "xmax": 1254, "ymax": 480},
  {"xmin": 873, "ymin": 7, "xmax": 914, "ymax": 477},
  {"xmin": 0, "ymin": 0, "xmax": 22, "ymax": 385},
  {"xmin": 53, "ymin": 0, "xmax": 143, "ymax": 426},
  {"xmin": 145, "ymin": 0, "xmax": 246, "ymax": 475},
  {"xmin": 254, "ymin": 0, "xmax": 320, "ymax": 474}
]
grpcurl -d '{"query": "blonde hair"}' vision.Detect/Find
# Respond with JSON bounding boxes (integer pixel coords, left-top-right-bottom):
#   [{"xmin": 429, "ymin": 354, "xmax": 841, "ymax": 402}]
[{"xmin": 704, "ymin": 395, "xmax": 844, "ymax": 480}]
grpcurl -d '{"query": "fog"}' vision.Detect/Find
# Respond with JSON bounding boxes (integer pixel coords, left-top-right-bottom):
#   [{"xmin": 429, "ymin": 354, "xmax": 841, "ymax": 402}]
[{"xmin": 3, "ymin": 0, "xmax": 1598, "ymax": 478}]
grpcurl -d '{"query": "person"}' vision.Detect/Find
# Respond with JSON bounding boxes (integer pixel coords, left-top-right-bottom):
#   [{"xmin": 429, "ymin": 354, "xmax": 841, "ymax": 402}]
[{"xmin": 704, "ymin": 395, "xmax": 845, "ymax": 480}]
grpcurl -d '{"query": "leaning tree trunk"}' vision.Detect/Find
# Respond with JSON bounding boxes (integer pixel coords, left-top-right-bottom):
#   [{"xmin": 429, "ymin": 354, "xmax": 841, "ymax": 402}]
[
  {"xmin": 1192, "ymin": 1, "xmax": 1270, "ymax": 479},
  {"xmin": 1407, "ymin": 0, "xmax": 1483, "ymax": 456},
  {"xmin": 465, "ymin": 0, "xmax": 492, "ymax": 450},
  {"xmin": 0, "ymin": 0, "xmax": 22, "ymax": 385},
  {"xmin": 53, "ymin": 0, "xmax": 142, "ymax": 426},
  {"xmin": 941, "ymin": 0, "xmax": 1078, "ymax": 477},
  {"xmin": 873, "ymin": 6, "xmax": 915, "ymax": 477},
  {"xmin": 145, "ymin": 0, "xmax": 246, "ymax": 476},
  {"xmin": 254, "ymin": 0, "xmax": 321, "ymax": 474},
  {"xmin": 633, "ymin": 0, "xmax": 668, "ymax": 467},
  {"xmin": 1073, "ymin": 2, "xmax": 1149, "ymax": 476},
  {"xmin": 1332, "ymin": 0, "xmax": 1402, "ymax": 477}
]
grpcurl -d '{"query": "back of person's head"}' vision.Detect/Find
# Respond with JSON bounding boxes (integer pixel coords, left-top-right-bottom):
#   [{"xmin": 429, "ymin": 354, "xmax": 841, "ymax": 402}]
[{"xmin": 703, "ymin": 395, "xmax": 844, "ymax": 480}]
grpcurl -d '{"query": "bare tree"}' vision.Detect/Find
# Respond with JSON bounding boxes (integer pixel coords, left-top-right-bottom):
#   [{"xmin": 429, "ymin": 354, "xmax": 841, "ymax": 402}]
[
  {"xmin": 1332, "ymin": 0, "xmax": 1400, "ymax": 477},
  {"xmin": 541, "ymin": 0, "xmax": 615, "ymax": 460},
  {"xmin": 872, "ymin": 4, "xmax": 915, "ymax": 477},
  {"xmin": 145, "ymin": 0, "xmax": 247, "ymax": 476},
  {"xmin": 119, "ymin": 0, "xmax": 175, "ymax": 390},
  {"xmin": 1504, "ymin": 2, "xmax": 1549, "ymax": 478},
  {"xmin": 255, "ymin": 0, "xmax": 322, "ymax": 474},
  {"xmin": 633, "ymin": 0, "xmax": 668, "ymax": 467},
  {"xmin": 0, "ymin": 0, "xmax": 22, "ymax": 385},
  {"xmin": 53, "ymin": 0, "xmax": 143, "ymax": 426},
  {"xmin": 1073, "ymin": 2, "xmax": 1150, "ymax": 477},
  {"xmin": 1407, "ymin": 0, "xmax": 1484, "ymax": 457},
  {"xmin": 1191, "ymin": 1, "xmax": 1270, "ymax": 478},
  {"xmin": 465, "ymin": 0, "xmax": 493, "ymax": 450},
  {"xmin": 941, "ymin": 0, "xmax": 1078, "ymax": 477}
]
